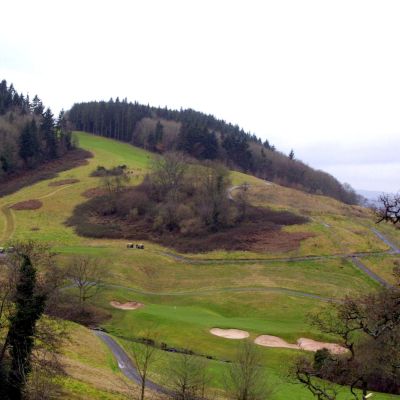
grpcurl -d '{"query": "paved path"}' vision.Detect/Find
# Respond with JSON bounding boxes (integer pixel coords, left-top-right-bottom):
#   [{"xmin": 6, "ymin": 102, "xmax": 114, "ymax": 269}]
[
  {"xmin": 371, "ymin": 228, "xmax": 400, "ymax": 254},
  {"xmin": 156, "ymin": 249, "xmax": 391, "ymax": 265},
  {"xmin": 93, "ymin": 330, "xmax": 169, "ymax": 394},
  {"xmin": 349, "ymin": 256, "xmax": 392, "ymax": 288}
]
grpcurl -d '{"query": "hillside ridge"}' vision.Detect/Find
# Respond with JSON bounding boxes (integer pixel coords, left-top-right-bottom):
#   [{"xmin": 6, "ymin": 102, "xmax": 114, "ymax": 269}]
[{"xmin": 67, "ymin": 100, "xmax": 360, "ymax": 205}]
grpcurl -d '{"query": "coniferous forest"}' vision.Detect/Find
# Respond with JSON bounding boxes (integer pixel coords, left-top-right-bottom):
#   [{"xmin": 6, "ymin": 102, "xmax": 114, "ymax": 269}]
[
  {"xmin": 68, "ymin": 99, "xmax": 360, "ymax": 204},
  {"xmin": 0, "ymin": 80, "xmax": 73, "ymax": 183}
]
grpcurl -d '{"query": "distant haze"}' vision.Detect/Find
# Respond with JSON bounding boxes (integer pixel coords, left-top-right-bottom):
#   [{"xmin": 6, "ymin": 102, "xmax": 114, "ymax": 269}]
[{"xmin": 1, "ymin": 0, "xmax": 399, "ymax": 192}]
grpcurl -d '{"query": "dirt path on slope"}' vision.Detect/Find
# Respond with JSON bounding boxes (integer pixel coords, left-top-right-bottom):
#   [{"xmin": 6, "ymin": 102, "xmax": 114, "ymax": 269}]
[
  {"xmin": 37, "ymin": 184, "xmax": 73, "ymax": 199},
  {"xmin": 0, "ymin": 204, "xmax": 15, "ymax": 242}
]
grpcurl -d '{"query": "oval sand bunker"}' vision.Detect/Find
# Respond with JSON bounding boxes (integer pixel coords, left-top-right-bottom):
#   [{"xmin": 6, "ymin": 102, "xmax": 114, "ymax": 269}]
[
  {"xmin": 110, "ymin": 301, "xmax": 144, "ymax": 310},
  {"xmin": 297, "ymin": 338, "xmax": 346, "ymax": 354},
  {"xmin": 210, "ymin": 328, "xmax": 249, "ymax": 339},
  {"xmin": 255, "ymin": 335, "xmax": 299, "ymax": 349}
]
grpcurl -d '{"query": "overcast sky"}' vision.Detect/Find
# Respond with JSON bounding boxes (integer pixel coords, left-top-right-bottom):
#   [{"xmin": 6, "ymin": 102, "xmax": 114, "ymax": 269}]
[{"xmin": 1, "ymin": 0, "xmax": 399, "ymax": 192}]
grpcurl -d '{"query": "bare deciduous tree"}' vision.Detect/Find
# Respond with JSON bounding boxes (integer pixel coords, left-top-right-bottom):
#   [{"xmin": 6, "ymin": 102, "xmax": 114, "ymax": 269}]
[
  {"xmin": 235, "ymin": 183, "xmax": 250, "ymax": 220},
  {"xmin": 101, "ymin": 172, "xmax": 130, "ymax": 196},
  {"xmin": 149, "ymin": 152, "xmax": 188, "ymax": 201},
  {"xmin": 168, "ymin": 352, "xmax": 209, "ymax": 400},
  {"xmin": 67, "ymin": 256, "xmax": 105, "ymax": 311},
  {"xmin": 225, "ymin": 340, "xmax": 271, "ymax": 400},
  {"xmin": 130, "ymin": 326, "xmax": 160, "ymax": 400},
  {"xmin": 294, "ymin": 357, "xmax": 338, "ymax": 400},
  {"xmin": 376, "ymin": 193, "xmax": 400, "ymax": 225}
]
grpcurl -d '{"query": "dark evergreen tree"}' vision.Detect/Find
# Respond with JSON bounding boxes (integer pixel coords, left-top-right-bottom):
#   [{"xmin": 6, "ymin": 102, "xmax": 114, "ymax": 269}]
[
  {"xmin": 31, "ymin": 95, "xmax": 44, "ymax": 115},
  {"xmin": 289, "ymin": 149, "xmax": 295, "ymax": 160},
  {"xmin": 154, "ymin": 120, "xmax": 164, "ymax": 143},
  {"xmin": 263, "ymin": 139, "xmax": 271, "ymax": 149},
  {"xmin": 18, "ymin": 120, "xmax": 39, "ymax": 166},
  {"xmin": 40, "ymin": 108, "xmax": 58, "ymax": 159},
  {"xmin": 5, "ymin": 255, "xmax": 46, "ymax": 400},
  {"xmin": 222, "ymin": 133, "xmax": 252, "ymax": 170},
  {"xmin": 177, "ymin": 122, "xmax": 218, "ymax": 160}
]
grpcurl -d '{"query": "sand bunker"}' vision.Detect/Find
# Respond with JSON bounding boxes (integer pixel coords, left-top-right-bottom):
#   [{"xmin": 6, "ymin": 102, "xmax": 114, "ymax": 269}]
[
  {"xmin": 110, "ymin": 301, "xmax": 144, "ymax": 310},
  {"xmin": 255, "ymin": 335, "xmax": 299, "ymax": 349},
  {"xmin": 255, "ymin": 335, "xmax": 346, "ymax": 354},
  {"xmin": 210, "ymin": 328, "xmax": 250, "ymax": 339},
  {"xmin": 297, "ymin": 338, "xmax": 347, "ymax": 354},
  {"xmin": 11, "ymin": 200, "xmax": 42, "ymax": 210},
  {"xmin": 49, "ymin": 178, "xmax": 79, "ymax": 186}
]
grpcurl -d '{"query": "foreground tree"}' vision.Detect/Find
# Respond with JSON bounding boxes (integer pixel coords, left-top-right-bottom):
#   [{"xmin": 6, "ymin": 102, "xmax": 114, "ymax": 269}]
[
  {"xmin": 225, "ymin": 340, "xmax": 271, "ymax": 400},
  {"xmin": 295, "ymin": 192, "xmax": 400, "ymax": 399},
  {"xmin": 168, "ymin": 353, "xmax": 209, "ymax": 400},
  {"xmin": 294, "ymin": 270, "xmax": 400, "ymax": 398},
  {"xmin": 130, "ymin": 327, "xmax": 160, "ymax": 400},
  {"xmin": 0, "ymin": 255, "xmax": 46, "ymax": 400},
  {"xmin": 0, "ymin": 242, "xmax": 67, "ymax": 399}
]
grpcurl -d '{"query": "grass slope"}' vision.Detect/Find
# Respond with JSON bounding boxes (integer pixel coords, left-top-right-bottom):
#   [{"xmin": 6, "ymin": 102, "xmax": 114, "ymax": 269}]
[
  {"xmin": 59, "ymin": 322, "xmax": 139, "ymax": 399},
  {"xmin": 0, "ymin": 131, "xmax": 399, "ymax": 399}
]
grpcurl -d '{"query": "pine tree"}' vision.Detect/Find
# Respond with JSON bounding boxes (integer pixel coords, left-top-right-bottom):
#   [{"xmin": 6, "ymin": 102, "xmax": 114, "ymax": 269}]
[
  {"xmin": 154, "ymin": 120, "xmax": 164, "ymax": 144},
  {"xmin": 289, "ymin": 149, "xmax": 295, "ymax": 160},
  {"xmin": 40, "ymin": 108, "xmax": 57, "ymax": 159},
  {"xmin": 31, "ymin": 95, "xmax": 44, "ymax": 115},
  {"xmin": 19, "ymin": 120, "xmax": 40, "ymax": 166},
  {"xmin": 5, "ymin": 256, "xmax": 46, "ymax": 400}
]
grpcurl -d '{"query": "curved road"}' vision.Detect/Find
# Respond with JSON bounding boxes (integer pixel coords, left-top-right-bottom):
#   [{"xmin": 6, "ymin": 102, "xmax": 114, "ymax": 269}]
[{"xmin": 93, "ymin": 330, "xmax": 169, "ymax": 394}]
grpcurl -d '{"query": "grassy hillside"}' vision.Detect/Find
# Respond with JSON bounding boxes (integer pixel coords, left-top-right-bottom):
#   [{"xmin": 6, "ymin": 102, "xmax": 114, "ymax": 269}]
[{"xmin": 1, "ymin": 131, "xmax": 399, "ymax": 399}]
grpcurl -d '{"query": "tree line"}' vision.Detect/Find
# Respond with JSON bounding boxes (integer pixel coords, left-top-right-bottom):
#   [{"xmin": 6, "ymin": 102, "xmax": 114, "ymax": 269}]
[
  {"xmin": 67, "ymin": 99, "xmax": 360, "ymax": 205},
  {"xmin": 0, "ymin": 80, "xmax": 73, "ymax": 182}
]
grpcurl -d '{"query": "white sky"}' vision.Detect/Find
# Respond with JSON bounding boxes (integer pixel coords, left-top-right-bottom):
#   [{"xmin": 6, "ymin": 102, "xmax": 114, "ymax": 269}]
[{"xmin": 1, "ymin": 0, "xmax": 399, "ymax": 192}]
